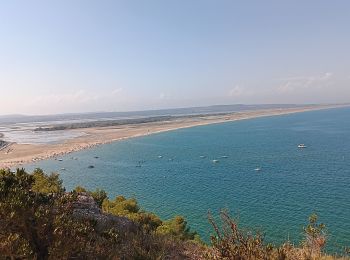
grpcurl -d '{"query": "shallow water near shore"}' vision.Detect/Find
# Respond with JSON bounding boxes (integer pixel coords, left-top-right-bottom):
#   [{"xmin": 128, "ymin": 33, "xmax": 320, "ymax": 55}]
[
  {"xmin": 25, "ymin": 107, "xmax": 350, "ymax": 252},
  {"xmin": 0, "ymin": 122, "xmax": 85, "ymax": 144}
]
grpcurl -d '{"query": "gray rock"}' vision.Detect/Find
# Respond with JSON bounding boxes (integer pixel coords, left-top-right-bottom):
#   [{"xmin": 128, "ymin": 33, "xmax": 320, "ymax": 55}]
[{"xmin": 72, "ymin": 193, "xmax": 138, "ymax": 234}]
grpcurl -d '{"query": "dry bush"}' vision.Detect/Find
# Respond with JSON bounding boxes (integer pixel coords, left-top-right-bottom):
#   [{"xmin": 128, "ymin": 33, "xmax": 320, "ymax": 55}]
[{"xmin": 206, "ymin": 210, "xmax": 346, "ymax": 260}]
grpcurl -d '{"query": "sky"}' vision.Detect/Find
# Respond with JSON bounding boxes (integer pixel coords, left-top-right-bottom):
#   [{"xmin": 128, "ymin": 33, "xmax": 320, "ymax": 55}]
[{"xmin": 0, "ymin": 0, "xmax": 350, "ymax": 115}]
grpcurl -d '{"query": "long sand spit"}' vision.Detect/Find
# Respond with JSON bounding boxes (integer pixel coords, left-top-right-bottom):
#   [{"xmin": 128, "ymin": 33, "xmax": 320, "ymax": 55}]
[{"xmin": 0, "ymin": 105, "xmax": 347, "ymax": 169}]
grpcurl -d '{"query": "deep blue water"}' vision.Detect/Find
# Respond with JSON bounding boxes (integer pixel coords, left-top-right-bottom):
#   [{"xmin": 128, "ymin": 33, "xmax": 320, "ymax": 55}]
[{"xmin": 25, "ymin": 107, "xmax": 350, "ymax": 252}]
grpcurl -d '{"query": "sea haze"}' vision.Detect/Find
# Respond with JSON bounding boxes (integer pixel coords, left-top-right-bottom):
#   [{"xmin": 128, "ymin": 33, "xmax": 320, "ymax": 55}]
[{"xmin": 24, "ymin": 107, "xmax": 350, "ymax": 252}]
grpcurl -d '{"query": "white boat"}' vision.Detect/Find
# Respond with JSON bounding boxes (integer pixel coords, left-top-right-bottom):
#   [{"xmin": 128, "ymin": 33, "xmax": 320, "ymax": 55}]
[
  {"xmin": 221, "ymin": 155, "xmax": 228, "ymax": 158},
  {"xmin": 254, "ymin": 167, "xmax": 261, "ymax": 172},
  {"xmin": 212, "ymin": 159, "xmax": 219, "ymax": 163},
  {"xmin": 298, "ymin": 144, "xmax": 307, "ymax": 148},
  {"xmin": 199, "ymin": 155, "xmax": 206, "ymax": 158},
  {"xmin": 158, "ymin": 155, "xmax": 163, "ymax": 158}
]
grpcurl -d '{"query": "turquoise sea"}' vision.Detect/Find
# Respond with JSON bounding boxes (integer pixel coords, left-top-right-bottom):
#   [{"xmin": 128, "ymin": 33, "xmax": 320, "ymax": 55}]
[{"xmin": 25, "ymin": 107, "xmax": 350, "ymax": 252}]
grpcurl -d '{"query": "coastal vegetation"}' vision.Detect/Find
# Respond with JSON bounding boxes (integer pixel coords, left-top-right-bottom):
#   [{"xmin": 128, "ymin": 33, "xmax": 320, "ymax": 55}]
[
  {"xmin": 0, "ymin": 168, "xmax": 348, "ymax": 259},
  {"xmin": 33, "ymin": 113, "xmax": 229, "ymax": 132},
  {"xmin": 31, "ymin": 104, "xmax": 337, "ymax": 133}
]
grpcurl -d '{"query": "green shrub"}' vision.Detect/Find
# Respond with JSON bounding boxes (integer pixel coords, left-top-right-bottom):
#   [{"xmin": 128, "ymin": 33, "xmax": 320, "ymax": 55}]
[
  {"xmin": 157, "ymin": 215, "xmax": 198, "ymax": 241},
  {"xmin": 32, "ymin": 168, "xmax": 64, "ymax": 194},
  {"xmin": 89, "ymin": 188, "xmax": 108, "ymax": 208}
]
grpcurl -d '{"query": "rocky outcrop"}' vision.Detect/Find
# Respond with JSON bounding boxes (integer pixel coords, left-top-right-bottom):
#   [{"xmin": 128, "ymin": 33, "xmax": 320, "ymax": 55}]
[
  {"xmin": 0, "ymin": 140, "xmax": 10, "ymax": 151},
  {"xmin": 72, "ymin": 193, "xmax": 138, "ymax": 234}
]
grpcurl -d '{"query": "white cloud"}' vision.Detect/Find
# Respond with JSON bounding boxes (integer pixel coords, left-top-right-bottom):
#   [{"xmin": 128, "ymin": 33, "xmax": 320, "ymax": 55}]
[
  {"xmin": 2, "ymin": 88, "xmax": 129, "ymax": 115},
  {"xmin": 29, "ymin": 90, "xmax": 97, "ymax": 106},
  {"xmin": 158, "ymin": 92, "xmax": 172, "ymax": 100},
  {"xmin": 228, "ymin": 85, "xmax": 244, "ymax": 97},
  {"xmin": 111, "ymin": 88, "xmax": 123, "ymax": 95},
  {"xmin": 228, "ymin": 85, "xmax": 255, "ymax": 98},
  {"xmin": 276, "ymin": 72, "xmax": 333, "ymax": 94}
]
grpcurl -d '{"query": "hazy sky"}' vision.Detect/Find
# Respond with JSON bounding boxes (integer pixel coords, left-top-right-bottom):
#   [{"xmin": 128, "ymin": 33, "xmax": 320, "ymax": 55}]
[{"xmin": 1, "ymin": 0, "xmax": 350, "ymax": 115}]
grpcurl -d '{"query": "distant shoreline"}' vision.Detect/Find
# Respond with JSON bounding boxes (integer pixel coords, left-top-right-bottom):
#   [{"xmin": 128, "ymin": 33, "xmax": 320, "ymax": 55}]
[{"xmin": 0, "ymin": 104, "xmax": 347, "ymax": 169}]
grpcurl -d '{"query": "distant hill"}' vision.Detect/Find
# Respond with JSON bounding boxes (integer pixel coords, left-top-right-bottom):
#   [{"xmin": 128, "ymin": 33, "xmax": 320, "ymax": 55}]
[{"xmin": 0, "ymin": 104, "xmax": 309, "ymax": 124}]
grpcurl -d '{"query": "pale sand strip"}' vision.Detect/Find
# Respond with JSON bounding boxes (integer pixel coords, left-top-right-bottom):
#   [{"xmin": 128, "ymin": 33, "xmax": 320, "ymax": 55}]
[{"xmin": 0, "ymin": 105, "xmax": 346, "ymax": 169}]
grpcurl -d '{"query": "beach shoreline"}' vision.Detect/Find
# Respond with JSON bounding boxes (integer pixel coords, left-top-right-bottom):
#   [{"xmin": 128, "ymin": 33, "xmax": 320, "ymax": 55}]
[{"xmin": 0, "ymin": 104, "xmax": 347, "ymax": 169}]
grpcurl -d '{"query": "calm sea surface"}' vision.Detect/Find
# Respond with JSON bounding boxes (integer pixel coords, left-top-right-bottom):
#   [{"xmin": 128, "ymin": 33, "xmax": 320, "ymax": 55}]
[{"xmin": 24, "ymin": 107, "xmax": 350, "ymax": 252}]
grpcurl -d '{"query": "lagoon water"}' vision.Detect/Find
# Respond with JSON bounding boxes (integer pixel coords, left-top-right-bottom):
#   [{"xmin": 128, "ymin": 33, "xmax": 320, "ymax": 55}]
[{"xmin": 25, "ymin": 107, "xmax": 350, "ymax": 252}]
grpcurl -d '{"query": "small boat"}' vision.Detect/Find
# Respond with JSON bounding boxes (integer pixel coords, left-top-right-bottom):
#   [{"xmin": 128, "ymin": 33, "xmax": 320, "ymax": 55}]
[
  {"xmin": 298, "ymin": 144, "xmax": 307, "ymax": 148},
  {"xmin": 199, "ymin": 155, "xmax": 206, "ymax": 158},
  {"xmin": 158, "ymin": 155, "xmax": 163, "ymax": 158},
  {"xmin": 94, "ymin": 156, "xmax": 99, "ymax": 159},
  {"xmin": 61, "ymin": 168, "xmax": 66, "ymax": 171},
  {"xmin": 88, "ymin": 165, "xmax": 95, "ymax": 169},
  {"xmin": 221, "ymin": 155, "xmax": 228, "ymax": 158},
  {"xmin": 58, "ymin": 159, "xmax": 63, "ymax": 162},
  {"xmin": 254, "ymin": 167, "xmax": 261, "ymax": 172},
  {"xmin": 212, "ymin": 159, "xmax": 219, "ymax": 163}
]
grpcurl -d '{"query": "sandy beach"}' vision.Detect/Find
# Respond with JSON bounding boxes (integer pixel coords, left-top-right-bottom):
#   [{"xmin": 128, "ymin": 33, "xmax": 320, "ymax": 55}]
[{"xmin": 0, "ymin": 105, "xmax": 346, "ymax": 169}]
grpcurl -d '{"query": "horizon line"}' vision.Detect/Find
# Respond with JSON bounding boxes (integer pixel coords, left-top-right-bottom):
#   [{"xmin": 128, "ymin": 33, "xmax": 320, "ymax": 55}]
[{"xmin": 0, "ymin": 102, "xmax": 349, "ymax": 118}]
